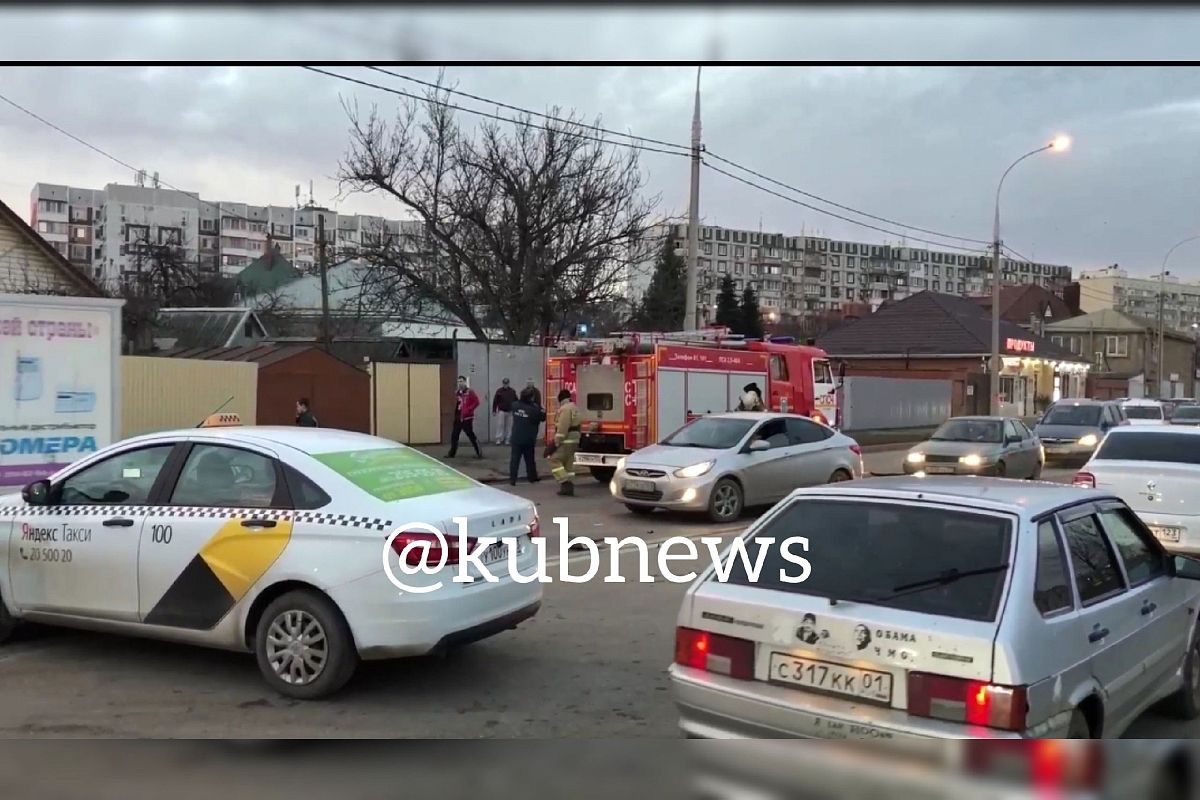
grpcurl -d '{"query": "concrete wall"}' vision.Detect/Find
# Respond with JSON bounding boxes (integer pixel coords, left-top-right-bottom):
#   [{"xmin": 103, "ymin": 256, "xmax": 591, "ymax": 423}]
[
  {"xmin": 122, "ymin": 356, "xmax": 256, "ymax": 437},
  {"xmin": 456, "ymin": 342, "xmax": 547, "ymax": 443},
  {"xmin": 840, "ymin": 375, "xmax": 952, "ymax": 431}
]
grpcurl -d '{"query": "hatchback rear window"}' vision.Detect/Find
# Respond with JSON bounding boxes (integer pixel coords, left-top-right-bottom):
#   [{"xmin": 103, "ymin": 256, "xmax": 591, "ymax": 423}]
[
  {"xmin": 1095, "ymin": 432, "xmax": 1200, "ymax": 465},
  {"xmin": 720, "ymin": 500, "xmax": 1013, "ymax": 622}
]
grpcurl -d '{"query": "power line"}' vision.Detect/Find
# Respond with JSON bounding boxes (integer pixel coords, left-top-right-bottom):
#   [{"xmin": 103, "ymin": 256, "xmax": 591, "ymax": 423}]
[
  {"xmin": 302, "ymin": 66, "xmax": 692, "ymax": 160},
  {"xmin": 701, "ymin": 159, "xmax": 985, "ymax": 254},
  {"xmin": 366, "ymin": 66, "xmax": 692, "ymax": 154},
  {"xmin": 703, "ymin": 150, "xmax": 991, "ymax": 247},
  {"xmin": 368, "ymin": 67, "xmax": 993, "ymax": 248}
]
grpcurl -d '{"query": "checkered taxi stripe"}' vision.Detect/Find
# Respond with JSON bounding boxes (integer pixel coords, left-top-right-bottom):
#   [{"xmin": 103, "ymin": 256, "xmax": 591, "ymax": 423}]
[{"xmin": 0, "ymin": 505, "xmax": 392, "ymax": 531}]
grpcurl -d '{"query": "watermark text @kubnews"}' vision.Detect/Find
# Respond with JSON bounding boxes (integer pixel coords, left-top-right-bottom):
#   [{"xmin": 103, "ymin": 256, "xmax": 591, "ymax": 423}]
[{"xmin": 381, "ymin": 517, "xmax": 811, "ymax": 594}]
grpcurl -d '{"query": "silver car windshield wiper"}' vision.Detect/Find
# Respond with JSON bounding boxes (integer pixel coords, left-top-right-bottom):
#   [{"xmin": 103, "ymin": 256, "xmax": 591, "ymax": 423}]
[{"xmin": 868, "ymin": 564, "xmax": 1010, "ymax": 603}]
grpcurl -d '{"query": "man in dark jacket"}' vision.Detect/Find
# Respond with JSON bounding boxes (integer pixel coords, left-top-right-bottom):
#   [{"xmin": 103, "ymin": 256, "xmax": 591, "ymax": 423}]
[
  {"xmin": 295, "ymin": 398, "xmax": 319, "ymax": 427},
  {"xmin": 492, "ymin": 378, "xmax": 518, "ymax": 445},
  {"xmin": 508, "ymin": 388, "xmax": 545, "ymax": 485}
]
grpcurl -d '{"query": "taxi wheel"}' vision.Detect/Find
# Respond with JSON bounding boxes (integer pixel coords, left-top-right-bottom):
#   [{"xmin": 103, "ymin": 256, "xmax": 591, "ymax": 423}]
[
  {"xmin": 1029, "ymin": 460, "xmax": 1043, "ymax": 481},
  {"xmin": 1066, "ymin": 708, "xmax": 1092, "ymax": 738},
  {"xmin": 254, "ymin": 591, "xmax": 357, "ymax": 700}
]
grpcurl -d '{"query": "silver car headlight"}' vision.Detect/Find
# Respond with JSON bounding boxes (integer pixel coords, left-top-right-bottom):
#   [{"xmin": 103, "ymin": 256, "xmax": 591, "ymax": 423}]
[
  {"xmin": 959, "ymin": 454, "xmax": 986, "ymax": 467},
  {"xmin": 906, "ymin": 452, "xmax": 925, "ymax": 464},
  {"xmin": 674, "ymin": 460, "xmax": 715, "ymax": 479},
  {"xmin": 1078, "ymin": 434, "xmax": 1099, "ymax": 447}
]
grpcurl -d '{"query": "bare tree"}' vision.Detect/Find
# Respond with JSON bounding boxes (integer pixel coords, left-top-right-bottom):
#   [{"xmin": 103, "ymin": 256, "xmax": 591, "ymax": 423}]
[
  {"xmin": 336, "ymin": 77, "xmax": 657, "ymax": 345},
  {"xmin": 115, "ymin": 232, "xmax": 234, "ymax": 353}
]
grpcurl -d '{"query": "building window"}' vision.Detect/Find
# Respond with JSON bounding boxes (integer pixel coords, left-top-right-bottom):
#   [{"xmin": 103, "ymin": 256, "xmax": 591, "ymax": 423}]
[
  {"xmin": 831, "ymin": 255, "xmax": 841, "ymax": 267},
  {"xmin": 830, "ymin": 271, "xmax": 840, "ymax": 284},
  {"xmin": 1105, "ymin": 336, "xmax": 1128, "ymax": 357},
  {"xmin": 38, "ymin": 199, "xmax": 67, "ymax": 215},
  {"xmin": 734, "ymin": 264, "xmax": 744, "ymax": 275},
  {"xmin": 933, "ymin": 281, "xmax": 940, "ymax": 291},
  {"xmin": 718, "ymin": 261, "xmax": 727, "ymax": 272},
  {"xmin": 735, "ymin": 245, "xmax": 745, "ymax": 257},
  {"xmin": 846, "ymin": 256, "xmax": 856, "ymax": 268},
  {"xmin": 703, "ymin": 242, "xmax": 712, "ymax": 255}
]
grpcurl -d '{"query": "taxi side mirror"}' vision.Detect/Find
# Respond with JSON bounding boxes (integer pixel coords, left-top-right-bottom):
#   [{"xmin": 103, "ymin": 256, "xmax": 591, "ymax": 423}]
[
  {"xmin": 21, "ymin": 479, "xmax": 51, "ymax": 506},
  {"xmin": 1173, "ymin": 555, "xmax": 1200, "ymax": 581},
  {"xmin": 748, "ymin": 440, "xmax": 771, "ymax": 453}
]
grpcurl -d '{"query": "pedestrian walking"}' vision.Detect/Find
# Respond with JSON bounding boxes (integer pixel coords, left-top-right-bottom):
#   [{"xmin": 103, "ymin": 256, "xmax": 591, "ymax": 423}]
[
  {"xmin": 295, "ymin": 397, "xmax": 319, "ymax": 427},
  {"xmin": 545, "ymin": 388, "xmax": 582, "ymax": 496},
  {"xmin": 508, "ymin": 388, "xmax": 545, "ymax": 485},
  {"xmin": 492, "ymin": 378, "xmax": 517, "ymax": 445},
  {"xmin": 446, "ymin": 376, "xmax": 482, "ymax": 459},
  {"xmin": 524, "ymin": 378, "xmax": 542, "ymax": 409}
]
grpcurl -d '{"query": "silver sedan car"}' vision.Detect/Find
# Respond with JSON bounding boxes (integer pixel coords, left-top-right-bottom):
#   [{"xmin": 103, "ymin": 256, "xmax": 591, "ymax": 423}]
[
  {"xmin": 904, "ymin": 416, "xmax": 1044, "ymax": 479},
  {"xmin": 611, "ymin": 412, "xmax": 863, "ymax": 523},
  {"xmin": 671, "ymin": 477, "xmax": 1200, "ymax": 742}
]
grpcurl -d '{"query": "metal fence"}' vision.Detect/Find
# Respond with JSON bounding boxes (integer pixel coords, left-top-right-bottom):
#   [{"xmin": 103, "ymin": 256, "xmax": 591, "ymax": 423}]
[{"xmin": 840, "ymin": 376, "xmax": 951, "ymax": 432}]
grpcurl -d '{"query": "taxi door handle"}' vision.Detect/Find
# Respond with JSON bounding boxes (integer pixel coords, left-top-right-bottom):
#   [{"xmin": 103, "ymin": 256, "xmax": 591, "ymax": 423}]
[
  {"xmin": 241, "ymin": 519, "xmax": 276, "ymax": 529},
  {"xmin": 102, "ymin": 518, "xmax": 135, "ymax": 528},
  {"xmin": 1088, "ymin": 627, "xmax": 1109, "ymax": 643},
  {"xmin": 1141, "ymin": 602, "xmax": 1158, "ymax": 616}
]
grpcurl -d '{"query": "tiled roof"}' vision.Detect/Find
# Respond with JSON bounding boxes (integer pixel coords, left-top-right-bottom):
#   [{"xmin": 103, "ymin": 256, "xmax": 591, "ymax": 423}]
[{"xmin": 816, "ymin": 290, "xmax": 1084, "ymax": 361}]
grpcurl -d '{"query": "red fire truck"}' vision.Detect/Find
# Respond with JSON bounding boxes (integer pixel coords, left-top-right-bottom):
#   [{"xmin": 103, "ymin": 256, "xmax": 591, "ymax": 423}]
[{"xmin": 544, "ymin": 328, "xmax": 841, "ymax": 481}]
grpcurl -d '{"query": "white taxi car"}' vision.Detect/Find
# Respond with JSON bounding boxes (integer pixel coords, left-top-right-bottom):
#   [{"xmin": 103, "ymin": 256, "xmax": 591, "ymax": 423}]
[{"xmin": 0, "ymin": 416, "xmax": 542, "ymax": 699}]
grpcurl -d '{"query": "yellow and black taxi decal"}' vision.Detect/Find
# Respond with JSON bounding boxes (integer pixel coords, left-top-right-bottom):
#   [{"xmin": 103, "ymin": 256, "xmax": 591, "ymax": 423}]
[{"xmin": 2, "ymin": 504, "xmax": 393, "ymax": 631}]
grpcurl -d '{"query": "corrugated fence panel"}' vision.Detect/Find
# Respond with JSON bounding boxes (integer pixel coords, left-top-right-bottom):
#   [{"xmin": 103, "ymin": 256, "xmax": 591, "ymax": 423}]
[
  {"xmin": 369, "ymin": 363, "xmax": 442, "ymax": 445},
  {"xmin": 841, "ymin": 376, "xmax": 951, "ymax": 432},
  {"xmin": 408, "ymin": 364, "xmax": 442, "ymax": 444},
  {"xmin": 122, "ymin": 356, "xmax": 257, "ymax": 437},
  {"xmin": 371, "ymin": 362, "xmax": 412, "ymax": 443}
]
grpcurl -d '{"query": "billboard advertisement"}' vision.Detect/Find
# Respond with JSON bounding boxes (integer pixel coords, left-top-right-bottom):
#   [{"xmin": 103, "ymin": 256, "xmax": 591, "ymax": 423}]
[{"xmin": 0, "ymin": 295, "xmax": 123, "ymax": 486}]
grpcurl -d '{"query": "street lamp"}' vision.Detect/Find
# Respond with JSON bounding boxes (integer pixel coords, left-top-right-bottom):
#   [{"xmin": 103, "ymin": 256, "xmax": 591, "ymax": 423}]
[
  {"xmin": 990, "ymin": 135, "xmax": 1071, "ymax": 415},
  {"xmin": 1157, "ymin": 235, "xmax": 1200, "ymax": 398}
]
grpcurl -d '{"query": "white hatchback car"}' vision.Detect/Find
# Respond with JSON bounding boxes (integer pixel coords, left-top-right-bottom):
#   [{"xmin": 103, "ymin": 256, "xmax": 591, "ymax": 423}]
[{"xmin": 0, "ymin": 417, "xmax": 542, "ymax": 698}]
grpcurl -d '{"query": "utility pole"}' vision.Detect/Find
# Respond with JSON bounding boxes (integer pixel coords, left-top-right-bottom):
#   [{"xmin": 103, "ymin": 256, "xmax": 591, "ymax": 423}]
[
  {"xmin": 684, "ymin": 66, "xmax": 702, "ymax": 331},
  {"xmin": 1158, "ymin": 268, "xmax": 1166, "ymax": 398},
  {"xmin": 317, "ymin": 213, "xmax": 331, "ymax": 348},
  {"xmin": 990, "ymin": 207, "xmax": 1003, "ymax": 416}
]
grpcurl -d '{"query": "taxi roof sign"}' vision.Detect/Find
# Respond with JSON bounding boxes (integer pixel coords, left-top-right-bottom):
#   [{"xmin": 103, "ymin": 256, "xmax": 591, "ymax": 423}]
[{"xmin": 201, "ymin": 412, "xmax": 243, "ymax": 428}]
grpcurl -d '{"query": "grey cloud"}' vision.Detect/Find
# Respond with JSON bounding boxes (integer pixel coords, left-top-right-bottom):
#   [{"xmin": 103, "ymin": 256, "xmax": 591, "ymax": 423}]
[{"xmin": 3, "ymin": 10, "xmax": 1200, "ymax": 275}]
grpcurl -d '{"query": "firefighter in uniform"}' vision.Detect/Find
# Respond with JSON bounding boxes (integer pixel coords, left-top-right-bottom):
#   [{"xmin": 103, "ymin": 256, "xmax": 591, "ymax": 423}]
[{"xmin": 546, "ymin": 388, "xmax": 582, "ymax": 496}]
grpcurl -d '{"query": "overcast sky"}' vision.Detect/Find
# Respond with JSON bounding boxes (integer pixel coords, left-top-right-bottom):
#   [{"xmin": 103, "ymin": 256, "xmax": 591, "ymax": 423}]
[{"xmin": 3, "ymin": 9, "xmax": 1200, "ymax": 278}]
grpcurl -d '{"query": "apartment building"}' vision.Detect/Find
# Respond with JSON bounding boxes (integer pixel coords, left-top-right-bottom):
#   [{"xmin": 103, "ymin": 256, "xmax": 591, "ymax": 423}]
[
  {"xmin": 1078, "ymin": 265, "xmax": 1200, "ymax": 334},
  {"xmin": 30, "ymin": 182, "xmax": 420, "ymax": 287},
  {"xmin": 634, "ymin": 223, "xmax": 1072, "ymax": 324}
]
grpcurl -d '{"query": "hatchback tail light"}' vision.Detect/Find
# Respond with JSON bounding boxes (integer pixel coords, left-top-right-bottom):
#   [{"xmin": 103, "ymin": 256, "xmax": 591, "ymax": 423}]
[
  {"xmin": 675, "ymin": 627, "xmax": 755, "ymax": 679},
  {"xmin": 963, "ymin": 740, "xmax": 1103, "ymax": 791},
  {"xmin": 849, "ymin": 444, "xmax": 862, "ymax": 456},
  {"xmin": 527, "ymin": 510, "xmax": 541, "ymax": 539},
  {"xmin": 1073, "ymin": 471, "xmax": 1096, "ymax": 488},
  {"xmin": 389, "ymin": 530, "xmax": 477, "ymax": 567},
  {"xmin": 907, "ymin": 672, "xmax": 1027, "ymax": 731}
]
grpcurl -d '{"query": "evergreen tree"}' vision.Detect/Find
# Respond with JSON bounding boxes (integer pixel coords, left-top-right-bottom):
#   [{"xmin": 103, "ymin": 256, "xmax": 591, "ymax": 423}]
[
  {"xmin": 714, "ymin": 274, "xmax": 741, "ymax": 331},
  {"xmin": 635, "ymin": 238, "xmax": 687, "ymax": 330},
  {"xmin": 740, "ymin": 284, "xmax": 765, "ymax": 340}
]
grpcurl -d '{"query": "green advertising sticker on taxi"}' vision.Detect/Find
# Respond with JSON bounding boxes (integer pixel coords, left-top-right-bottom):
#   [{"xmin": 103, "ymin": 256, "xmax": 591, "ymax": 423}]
[{"xmin": 314, "ymin": 447, "xmax": 475, "ymax": 501}]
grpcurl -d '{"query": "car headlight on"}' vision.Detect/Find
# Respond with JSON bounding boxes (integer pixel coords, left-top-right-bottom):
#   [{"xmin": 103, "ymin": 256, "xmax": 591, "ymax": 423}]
[
  {"xmin": 906, "ymin": 452, "xmax": 925, "ymax": 464},
  {"xmin": 674, "ymin": 460, "xmax": 715, "ymax": 479},
  {"xmin": 1078, "ymin": 434, "xmax": 1099, "ymax": 447},
  {"xmin": 959, "ymin": 454, "xmax": 985, "ymax": 467},
  {"xmin": 616, "ymin": 456, "xmax": 627, "ymax": 470}
]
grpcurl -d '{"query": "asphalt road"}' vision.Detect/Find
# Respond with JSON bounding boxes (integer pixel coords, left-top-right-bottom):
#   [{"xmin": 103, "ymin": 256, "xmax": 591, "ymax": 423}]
[{"xmin": 0, "ymin": 452, "xmax": 1188, "ymax": 737}]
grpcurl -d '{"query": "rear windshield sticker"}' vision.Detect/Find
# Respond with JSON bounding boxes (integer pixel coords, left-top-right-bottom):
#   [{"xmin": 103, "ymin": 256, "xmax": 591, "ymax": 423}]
[{"xmin": 314, "ymin": 448, "xmax": 475, "ymax": 502}]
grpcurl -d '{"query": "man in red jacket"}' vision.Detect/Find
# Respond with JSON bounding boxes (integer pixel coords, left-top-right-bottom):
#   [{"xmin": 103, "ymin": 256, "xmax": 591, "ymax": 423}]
[{"xmin": 447, "ymin": 375, "xmax": 483, "ymax": 458}]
